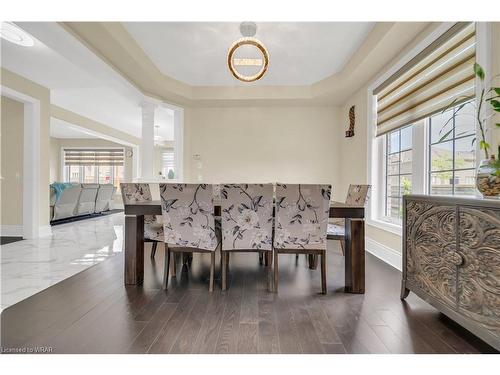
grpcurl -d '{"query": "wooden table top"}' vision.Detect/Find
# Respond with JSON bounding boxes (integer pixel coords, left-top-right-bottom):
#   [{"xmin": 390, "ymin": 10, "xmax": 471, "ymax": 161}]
[{"xmin": 124, "ymin": 200, "xmax": 365, "ymax": 219}]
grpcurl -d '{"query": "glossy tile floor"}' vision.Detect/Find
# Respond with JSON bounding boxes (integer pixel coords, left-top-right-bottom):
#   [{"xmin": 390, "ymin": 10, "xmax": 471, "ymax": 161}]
[{"xmin": 0, "ymin": 213, "xmax": 124, "ymax": 310}]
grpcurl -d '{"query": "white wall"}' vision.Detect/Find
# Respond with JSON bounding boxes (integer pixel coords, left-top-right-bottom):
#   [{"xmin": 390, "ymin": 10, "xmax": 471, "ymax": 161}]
[
  {"xmin": 184, "ymin": 106, "xmax": 343, "ymax": 200},
  {"xmin": 1, "ymin": 68, "xmax": 51, "ymax": 227},
  {"xmin": 49, "ymin": 137, "xmax": 60, "ymax": 182},
  {"xmin": 1, "ymin": 96, "xmax": 24, "ymax": 227},
  {"xmin": 492, "ymin": 23, "xmax": 500, "ymax": 152}
]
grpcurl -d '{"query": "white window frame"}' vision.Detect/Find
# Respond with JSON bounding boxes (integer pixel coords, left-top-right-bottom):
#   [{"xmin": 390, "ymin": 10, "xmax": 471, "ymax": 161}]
[
  {"xmin": 366, "ymin": 22, "xmax": 491, "ymax": 235},
  {"xmin": 379, "ymin": 122, "xmax": 428, "ymax": 225}
]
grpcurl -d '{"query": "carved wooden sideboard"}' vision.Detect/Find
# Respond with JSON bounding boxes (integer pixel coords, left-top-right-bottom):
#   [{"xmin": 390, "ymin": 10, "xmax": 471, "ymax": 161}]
[{"xmin": 402, "ymin": 195, "xmax": 500, "ymax": 350}]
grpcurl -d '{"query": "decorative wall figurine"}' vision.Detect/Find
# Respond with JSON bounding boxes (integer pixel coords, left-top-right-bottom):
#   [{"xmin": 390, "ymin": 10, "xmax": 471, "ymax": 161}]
[{"xmin": 345, "ymin": 105, "xmax": 355, "ymax": 137}]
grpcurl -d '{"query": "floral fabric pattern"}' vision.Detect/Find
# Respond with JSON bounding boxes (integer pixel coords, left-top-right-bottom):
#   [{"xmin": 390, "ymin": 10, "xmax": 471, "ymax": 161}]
[
  {"xmin": 274, "ymin": 183, "xmax": 331, "ymax": 250},
  {"xmin": 220, "ymin": 184, "xmax": 273, "ymax": 251},
  {"xmin": 346, "ymin": 184, "xmax": 371, "ymax": 205},
  {"xmin": 329, "ymin": 184, "xmax": 371, "ymax": 227},
  {"xmin": 121, "ymin": 183, "xmax": 163, "ymax": 241},
  {"xmin": 159, "ymin": 183, "xmax": 218, "ymax": 251}
]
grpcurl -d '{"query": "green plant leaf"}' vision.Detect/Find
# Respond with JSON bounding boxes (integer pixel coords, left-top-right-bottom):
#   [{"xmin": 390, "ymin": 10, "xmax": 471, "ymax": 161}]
[
  {"xmin": 438, "ymin": 128, "xmax": 454, "ymax": 143},
  {"xmin": 486, "ymin": 96, "xmax": 500, "ymax": 102},
  {"xmin": 474, "ymin": 63, "xmax": 485, "ymax": 80},
  {"xmin": 480, "ymin": 140, "xmax": 490, "ymax": 150},
  {"xmin": 496, "ymin": 123, "xmax": 500, "ymax": 128},
  {"xmin": 438, "ymin": 116, "xmax": 454, "ymax": 135},
  {"xmin": 491, "ymin": 99, "xmax": 500, "ymax": 108},
  {"xmin": 440, "ymin": 96, "xmax": 470, "ymax": 114},
  {"xmin": 494, "ymin": 87, "xmax": 500, "ymax": 95}
]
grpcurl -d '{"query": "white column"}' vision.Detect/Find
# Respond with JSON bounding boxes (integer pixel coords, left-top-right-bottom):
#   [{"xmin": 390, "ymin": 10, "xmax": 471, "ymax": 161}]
[
  {"xmin": 140, "ymin": 100, "xmax": 157, "ymax": 180},
  {"xmin": 173, "ymin": 108, "xmax": 184, "ymax": 181}
]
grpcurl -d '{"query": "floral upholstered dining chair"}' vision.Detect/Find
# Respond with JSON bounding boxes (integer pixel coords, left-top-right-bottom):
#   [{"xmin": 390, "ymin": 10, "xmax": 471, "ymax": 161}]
[
  {"xmin": 327, "ymin": 184, "xmax": 371, "ymax": 255},
  {"xmin": 274, "ymin": 183, "xmax": 331, "ymax": 294},
  {"xmin": 159, "ymin": 183, "xmax": 218, "ymax": 292},
  {"xmin": 121, "ymin": 183, "xmax": 163, "ymax": 258},
  {"xmin": 220, "ymin": 183, "xmax": 274, "ymax": 291}
]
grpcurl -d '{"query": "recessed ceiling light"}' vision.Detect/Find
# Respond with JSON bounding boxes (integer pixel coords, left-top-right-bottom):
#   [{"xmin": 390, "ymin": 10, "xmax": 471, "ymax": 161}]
[{"xmin": 0, "ymin": 22, "xmax": 35, "ymax": 47}]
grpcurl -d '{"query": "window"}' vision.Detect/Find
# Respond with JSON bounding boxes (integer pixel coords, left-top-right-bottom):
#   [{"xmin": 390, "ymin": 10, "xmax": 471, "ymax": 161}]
[
  {"xmin": 372, "ymin": 22, "xmax": 478, "ymax": 228},
  {"xmin": 378, "ymin": 100, "xmax": 477, "ymax": 225},
  {"xmin": 161, "ymin": 149, "xmax": 175, "ymax": 179},
  {"xmin": 428, "ymin": 101, "xmax": 476, "ymax": 196},
  {"xmin": 63, "ymin": 148, "xmax": 125, "ymax": 192},
  {"xmin": 384, "ymin": 126, "xmax": 413, "ymax": 223}
]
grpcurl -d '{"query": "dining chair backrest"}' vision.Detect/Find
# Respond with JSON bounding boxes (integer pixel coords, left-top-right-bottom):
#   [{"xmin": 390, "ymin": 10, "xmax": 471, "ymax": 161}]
[
  {"xmin": 345, "ymin": 184, "xmax": 371, "ymax": 206},
  {"xmin": 274, "ymin": 183, "xmax": 332, "ymax": 250},
  {"xmin": 220, "ymin": 184, "xmax": 274, "ymax": 251},
  {"xmin": 121, "ymin": 183, "xmax": 152, "ymax": 202},
  {"xmin": 159, "ymin": 183, "xmax": 217, "ymax": 251},
  {"xmin": 121, "ymin": 183, "xmax": 157, "ymax": 225}
]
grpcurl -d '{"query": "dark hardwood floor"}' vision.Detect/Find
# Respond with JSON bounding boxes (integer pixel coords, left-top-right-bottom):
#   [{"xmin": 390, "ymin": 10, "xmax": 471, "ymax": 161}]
[{"xmin": 1, "ymin": 241, "xmax": 497, "ymax": 354}]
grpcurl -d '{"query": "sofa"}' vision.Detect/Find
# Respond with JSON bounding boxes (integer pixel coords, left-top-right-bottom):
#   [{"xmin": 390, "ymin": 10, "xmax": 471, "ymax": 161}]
[{"xmin": 50, "ymin": 183, "xmax": 116, "ymax": 222}]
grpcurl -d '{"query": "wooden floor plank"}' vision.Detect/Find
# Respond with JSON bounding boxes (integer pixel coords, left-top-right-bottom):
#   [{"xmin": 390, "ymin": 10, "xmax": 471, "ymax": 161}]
[
  {"xmin": 148, "ymin": 290, "xmax": 201, "ymax": 353},
  {"xmin": 306, "ymin": 297, "xmax": 342, "ymax": 345},
  {"xmin": 214, "ymin": 272, "xmax": 243, "ymax": 354},
  {"xmin": 191, "ymin": 290, "xmax": 226, "ymax": 354},
  {"xmin": 274, "ymin": 297, "xmax": 302, "ymax": 354},
  {"xmin": 237, "ymin": 323, "xmax": 258, "ymax": 353},
  {"xmin": 376, "ymin": 309, "xmax": 438, "ymax": 354},
  {"xmin": 169, "ymin": 291, "xmax": 210, "ymax": 353},
  {"xmin": 289, "ymin": 299, "xmax": 324, "ymax": 354},
  {"xmin": 257, "ymin": 294, "xmax": 280, "ymax": 354},
  {"xmin": 127, "ymin": 302, "xmax": 178, "ymax": 354},
  {"xmin": 322, "ymin": 343, "xmax": 347, "ymax": 354},
  {"xmin": 1, "ymin": 241, "xmax": 497, "ymax": 354}
]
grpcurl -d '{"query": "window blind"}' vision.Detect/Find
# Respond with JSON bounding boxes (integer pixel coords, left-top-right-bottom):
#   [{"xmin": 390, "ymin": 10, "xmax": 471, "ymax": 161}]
[
  {"xmin": 374, "ymin": 22, "xmax": 476, "ymax": 137},
  {"xmin": 64, "ymin": 148, "xmax": 124, "ymax": 166},
  {"xmin": 161, "ymin": 150, "xmax": 175, "ymax": 175}
]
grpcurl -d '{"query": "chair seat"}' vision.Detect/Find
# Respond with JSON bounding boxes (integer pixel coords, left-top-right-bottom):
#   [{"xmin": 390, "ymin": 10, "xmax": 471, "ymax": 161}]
[
  {"xmin": 145, "ymin": 222, "xmax": 164, "ymax": 242},
  {"xmin": 329, "ymin": 218, "xmax": 345, "ymax": 226},
  {"xmin": 327, "ymin": 223, "xmax": 345, "ymax": 240}
]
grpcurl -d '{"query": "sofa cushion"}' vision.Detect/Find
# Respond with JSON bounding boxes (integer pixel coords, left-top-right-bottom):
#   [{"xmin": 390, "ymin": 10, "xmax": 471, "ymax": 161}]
[
  {"xmin": 52, "ymin": 185, "xmax": 82, "ymax": 220},
  {"xmin": 76, "ymin": 184, "xmax": 99, "ymax": 215},
  {"xmin": 95, "ymin": 184, "xmax": 115, "ymax": 213}
]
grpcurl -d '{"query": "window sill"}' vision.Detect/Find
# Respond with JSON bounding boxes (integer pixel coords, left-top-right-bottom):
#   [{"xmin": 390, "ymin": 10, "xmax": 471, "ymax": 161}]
[{"xmin": 366, "ymin": 218, "xmax": 402, "ymax": 236}]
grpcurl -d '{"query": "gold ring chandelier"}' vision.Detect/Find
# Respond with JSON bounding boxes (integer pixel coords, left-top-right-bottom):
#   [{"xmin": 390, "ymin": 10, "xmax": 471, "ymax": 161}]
[{"xmin": 227, "ymin": 22, "xmax": 269, "ymax": 83}]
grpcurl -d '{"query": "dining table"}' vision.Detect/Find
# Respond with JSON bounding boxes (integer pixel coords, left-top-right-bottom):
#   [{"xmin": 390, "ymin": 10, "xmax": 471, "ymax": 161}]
[{"xmin": 123, "ymin": 199, "xmax": 366, "ymax": 294}]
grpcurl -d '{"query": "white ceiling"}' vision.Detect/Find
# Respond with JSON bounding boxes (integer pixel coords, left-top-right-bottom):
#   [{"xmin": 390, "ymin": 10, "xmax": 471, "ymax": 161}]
[
  {"xmin": 1, "ymin": 22, "xmax": 174, "ymax": 140},
  {"xmin": 50, "ymin": 118, "xmax": 100, "ymax": 139},
  {"xmin": 124, "ymin": 22, "xmax": 375, "ymax": 86}
]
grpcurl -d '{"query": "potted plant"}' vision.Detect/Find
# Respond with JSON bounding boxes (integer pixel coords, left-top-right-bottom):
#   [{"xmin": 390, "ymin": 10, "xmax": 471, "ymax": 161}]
[{"xmin": 441, "ymin": 63, "xmax": 500, "ymax": 198}]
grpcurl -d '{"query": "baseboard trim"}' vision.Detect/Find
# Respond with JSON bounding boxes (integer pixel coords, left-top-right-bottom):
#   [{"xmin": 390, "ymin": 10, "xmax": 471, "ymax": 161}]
[
  {"xmin": 0, "ymin": 225, "xmax": 23, "ymax": 237},
  {"xmin": 1, "ymin": 225, "xmax": 52, "ymax": 238},
  {"xmin": 366, "ymin": 237, "xmax": 402, "ymax": 271}
]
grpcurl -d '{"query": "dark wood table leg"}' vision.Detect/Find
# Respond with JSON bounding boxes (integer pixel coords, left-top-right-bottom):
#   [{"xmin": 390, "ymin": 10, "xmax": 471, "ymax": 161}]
[
  {"xmin": 125, "ymin": 214, "xmax": 144, "ymax": 285},
  {"xmin": 344, "ymin": 218, "xmax": 365, "ymax": 294}
]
